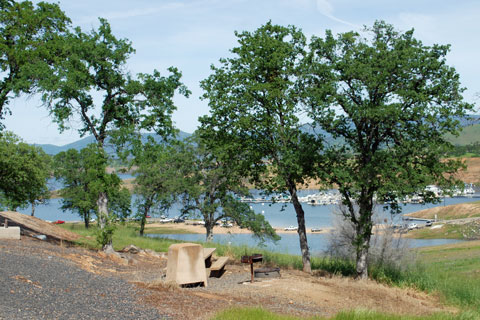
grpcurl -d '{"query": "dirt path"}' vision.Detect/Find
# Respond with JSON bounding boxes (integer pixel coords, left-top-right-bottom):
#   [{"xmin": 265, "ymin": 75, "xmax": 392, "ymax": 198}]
[{"xmin": 0, "ymin": 236, "xmax": 456, "ymax": 319}]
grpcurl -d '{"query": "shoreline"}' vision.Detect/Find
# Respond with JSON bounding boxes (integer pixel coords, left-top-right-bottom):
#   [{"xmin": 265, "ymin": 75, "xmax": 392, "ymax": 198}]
[{"xmin": 146, "ymin": 222, "xmax": 333, "ymax": 235}]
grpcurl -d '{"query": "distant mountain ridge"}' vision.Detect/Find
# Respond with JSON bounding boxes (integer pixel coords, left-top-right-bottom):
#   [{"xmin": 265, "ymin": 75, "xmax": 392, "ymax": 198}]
[
  {"xmin": 33, "ymin": 114, "xmax": 480, "ymax": 155},
  {"xmin": 34, "ymin": 131, "xmax": 192, "ymax": 155}
]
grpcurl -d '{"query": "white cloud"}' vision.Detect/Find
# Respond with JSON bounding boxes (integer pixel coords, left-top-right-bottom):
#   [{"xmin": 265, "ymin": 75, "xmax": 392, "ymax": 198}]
[
  {"xmin": 76, "ymin": 2, "xmax": 186, "ymax": 24},
  {"xmin": 316, "ymin": 0, "xmax": 334, "ymax": 15},
  {"xmin": 315, "ymin": 0, "xmax": 358, "ymax": 28}
]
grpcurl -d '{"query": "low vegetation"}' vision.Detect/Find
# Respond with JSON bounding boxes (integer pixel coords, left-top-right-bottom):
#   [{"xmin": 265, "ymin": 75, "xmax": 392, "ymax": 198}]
[
  {"xmin": 60, "ymin": 222, "xmax": 183, "ymax": 252},
  {"xmin": 213, "ymin": 308, "xmax": 478, "ymax": 320}
]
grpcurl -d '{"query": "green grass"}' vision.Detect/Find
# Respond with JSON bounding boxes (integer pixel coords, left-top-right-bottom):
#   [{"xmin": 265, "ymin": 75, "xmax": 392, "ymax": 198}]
[
  {"xmin": 408, "ymin": 242, "xmax": 480, "ymax": 311},
  {"xmin": 212, "ymin": 308, "xmax": 478, "ymax": 320},
  {"xmin": 60, "ymin": 222, "xmax": 184, "ymax": 251}
]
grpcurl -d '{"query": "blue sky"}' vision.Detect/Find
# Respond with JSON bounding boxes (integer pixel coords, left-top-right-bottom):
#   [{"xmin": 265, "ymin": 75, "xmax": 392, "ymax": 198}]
[{"xmin": 4, "ymin": 0, "xmax": 480, "ymax": 145}]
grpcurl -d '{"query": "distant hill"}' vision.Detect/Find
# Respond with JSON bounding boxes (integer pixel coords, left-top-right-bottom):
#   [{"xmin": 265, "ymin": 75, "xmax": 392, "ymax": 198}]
[
  {"xmin": 33, "ymin": 114, "xmax": 480, "ymax": 155},
  {"xmin": 34, "ymin": 131, "xmax": 192, "ymax": 155},
  {"xmin": 446, "ymin": 123, "xmax": 480, "ymax": 146}
]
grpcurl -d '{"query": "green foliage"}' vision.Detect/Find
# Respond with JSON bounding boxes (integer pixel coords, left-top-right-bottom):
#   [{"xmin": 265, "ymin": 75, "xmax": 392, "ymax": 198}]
[
  {"xmin": 41, "ymin": 18, "xmax": 190, "ymax": 146},
  {"xmin": 0, "ymin": 0, "xmax": 70, "ymax": 127},
  {"xmin": 95, "ymin": 216, "xmax": 116, "ymax": 248},
  {"xmin": 199, "ymin": 21, "xmax": 321, "ymax": 193},
  {"xmin": 131, "ymin": 138, "xmax": 180, "ymax": 235},
  {"xmin": 0, "ymin": 131, "xmax": 51, "ymax": 210},
  {"xmin": 53, "ymin": 144, "xmax": 131, "ymax": 228},
  {"xmin": 108, "ymin": 187, "xmax": 132, "ymax": 221},
  {"xmin": 175, "ymin": 136, "xmax": 279, "ymax": 242},
  {"xmin": 305, "ymin": 20, "xmax": 474, "ymax": 277},
  {"xmin": 41, "ymin": 17, "xmax": 186, "ymax": 249},
  {"xmin": 199, "ymin": 21, "xmax": 321, "ymax": 271}
]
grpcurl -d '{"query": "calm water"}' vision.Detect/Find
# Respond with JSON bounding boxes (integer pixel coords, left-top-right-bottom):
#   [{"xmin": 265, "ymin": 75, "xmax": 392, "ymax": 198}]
[
  {"xmin": 17, "ymin": 193, "xmax": 480, "ymax": 225},
  {"xmin": 13, "ymin": 181, "xmax": 477, "ymax": 254},
  {"xmin": 145, "ymin": 233, "xmax": 463, "ymax": 256}
]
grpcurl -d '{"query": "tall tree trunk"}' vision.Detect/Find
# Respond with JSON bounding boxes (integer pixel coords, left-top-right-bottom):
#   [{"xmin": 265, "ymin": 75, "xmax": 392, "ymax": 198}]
[
  {"xmin": 31, "ymin": 201, "xmax": 35, "ymax": 216},
  {"xmin": 289, "ymin": 184, "xmax": 311, "ymax": 273}
]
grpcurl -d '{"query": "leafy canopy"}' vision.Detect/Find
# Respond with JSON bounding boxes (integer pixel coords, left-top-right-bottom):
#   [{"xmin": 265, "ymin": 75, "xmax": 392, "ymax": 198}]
[
  {"xmin": 41, "ymin": 18, "xmax": 190, "ymax": 146},
  {"xmin": 0, "ymin": 0, "xmax": 70, "ymax": 127},
  {"xmin": 131, "ymin": 137, "xmax": 180, "ymax": 234},
  {"xmin": 305, "ymin": 21, "xmax": 474, "ymax": 278},
  {"xmin": 53, "ymin": 144, "xmax": 131, "ymax": 227},
  {"xmin": 176, "ymin": 136, "xmax": 279, "ymax": 242},
  {"xmin": 199, "ymin": 21, "xmax": 322, "ymax": 194},
  {"xmin": 307, "ymin": 21, "xmax": 473, "ymax": 208},
  {"xmin": 0, "ymin": 131, "xmax": 51, "ymax": 210}
]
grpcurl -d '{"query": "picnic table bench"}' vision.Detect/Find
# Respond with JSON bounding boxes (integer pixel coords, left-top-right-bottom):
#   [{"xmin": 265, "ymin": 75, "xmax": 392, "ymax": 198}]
[
  {"xmin": 203, "ymin": 247, "xmax": 229, "ymax": 277},
  {"xmin": 210, "ymin": 256, "xmax": 229, "ymax": 277}
]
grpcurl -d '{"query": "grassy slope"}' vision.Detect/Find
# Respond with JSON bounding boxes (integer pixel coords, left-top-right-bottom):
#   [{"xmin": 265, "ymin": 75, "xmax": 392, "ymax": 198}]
[
  {"xmin": 406, "ymin": 223, "xmax": 480, "ymax": 240},
  {"xmin": 412, "ymin": 241, "xmax": 480, "ymax": 312},
  {"xmin": 446, "ymin": 124, "xmax": 480, "ymax": 146}
]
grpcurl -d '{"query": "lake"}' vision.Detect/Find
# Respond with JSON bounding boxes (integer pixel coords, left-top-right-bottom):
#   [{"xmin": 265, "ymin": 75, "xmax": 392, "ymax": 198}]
[
  {"xmin": 146, "ymin": 233, "xmax": 463, "ymax": 256},
  {"xmin": 13, "ymin": 184, "xmax": 478, "ymax": 255}
]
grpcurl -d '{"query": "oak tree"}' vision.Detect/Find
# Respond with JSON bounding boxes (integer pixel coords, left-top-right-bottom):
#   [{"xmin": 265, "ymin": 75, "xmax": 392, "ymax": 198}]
[
  {"xmin": 42, "ymin": 19, "xmax": 189, "ymax": 250},
  {"xmin": 0, "ymin": 0, "xmax": 70, "ymax": 127},
  {"xmin": 306, "ymin": 21, "xmax": 473, "ymax": 279},
  {"xmin": 199, "ymin": 22, "xmax": 320, "ymax": 271},
  {"xmin": 0, "ymin": 132, "xmax": 50, "ymax": 211},
  {"xmin": 176, "ymin": 136, "xmax": 279, "ymax": 243},
  {"xmin": 53, "ymin": 145, "xmax": 131, "ymax": 232},
  {"xmin": 132, "ymin": 138, "xmax": 179, "ymax": 235}
]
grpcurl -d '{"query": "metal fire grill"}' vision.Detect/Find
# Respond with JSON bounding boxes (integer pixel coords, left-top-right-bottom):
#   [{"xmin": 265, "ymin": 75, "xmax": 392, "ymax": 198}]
[
  {"xmin": 241, "ymin": 254, "xmax": 263, "ymax": 283},
  {"xmin": 254, "ymin": 267, "xmax": 281, "ymax": 279}
]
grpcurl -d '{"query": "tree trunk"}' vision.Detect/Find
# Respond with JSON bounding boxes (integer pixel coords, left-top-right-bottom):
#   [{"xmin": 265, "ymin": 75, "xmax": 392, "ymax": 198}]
[
  {"xmin": 289, "ymin": 184, "xmax": 311, "ymax": 273},
  {"xmin": 139, "ymin": 206, "xmax": 149, "ymax": 236},
  {"xmin": 84, "ymin": 211, "xmax": 90, "ymax": 229},
  {"xmin": 205, "ymin": 222, "xmax": 214, "ymax": 242},
  {"xmin": 355, "ymin": 234, "xmax": 371, "ymax": 280},
  {"xmin": 355, "ymin": 197, "xmax": 373, "ymax": 280},
  {"xmin": 97, "ymin": 191, "xmax": 113, "ymax": 252},
  {"xmin": 97, "ymin": 192, "xmax": 108, "ymax": 229},
  {"xmin": 31, "ymin": 201, "xmax": 35, "ymax": 217}
]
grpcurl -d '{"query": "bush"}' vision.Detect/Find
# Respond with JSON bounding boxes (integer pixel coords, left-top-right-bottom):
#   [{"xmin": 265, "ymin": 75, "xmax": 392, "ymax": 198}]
[{"xmin": 325, "ymin": 204, "xmax": 416, "ymax": 282}]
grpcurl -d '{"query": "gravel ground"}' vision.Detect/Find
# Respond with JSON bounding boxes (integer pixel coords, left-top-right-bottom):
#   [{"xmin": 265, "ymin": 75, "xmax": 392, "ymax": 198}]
[{"xmin": 0, "ymin": 240, "xmax": 170, "ymax": 320}]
